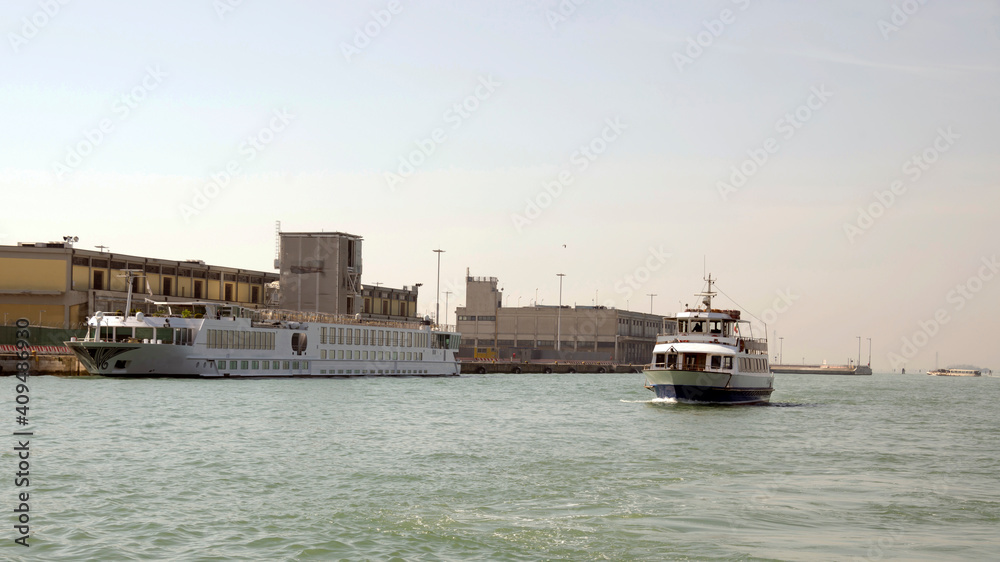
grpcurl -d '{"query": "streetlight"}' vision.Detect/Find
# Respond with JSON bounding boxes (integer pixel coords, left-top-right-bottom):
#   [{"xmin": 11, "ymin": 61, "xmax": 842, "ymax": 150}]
[
  {"xmin": 856, "ymin": 335, "xmax": 861, "ymax": 367},
  {"xmin": 779, "ymin": 337, "xmax": 784, "ymax": 364},
  {"xmin": 556, "ymin": 273, "xmax": 565, "ymax": 351},
  {"xmin": 433, "ymin": 249, "xmax": 445, "ymax": 325},
  {"xmin": 867, "ymin": 337, "xmax": 872, "ymax": 367},
  {"xmin": 647, "ymin": 293, "xmax": 656, "ymax": 314}
]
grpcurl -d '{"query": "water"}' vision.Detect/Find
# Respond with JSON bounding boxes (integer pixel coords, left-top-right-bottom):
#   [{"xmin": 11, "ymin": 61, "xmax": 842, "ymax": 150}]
[{"xmin": 5, "ymin": 373, "xmax": 999, "ymax": 560}]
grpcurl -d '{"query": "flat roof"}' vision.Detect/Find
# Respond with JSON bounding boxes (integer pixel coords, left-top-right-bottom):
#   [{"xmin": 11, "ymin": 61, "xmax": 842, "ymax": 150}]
[{"xmin": 280, "ymin": 231, "xmax": 362, "ymax": 240}]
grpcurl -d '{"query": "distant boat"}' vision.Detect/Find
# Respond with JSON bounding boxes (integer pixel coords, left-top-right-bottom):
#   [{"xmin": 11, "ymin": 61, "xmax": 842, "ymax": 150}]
[
  {"xmin": 643, "ymin": 275, "xmax": 773, "ymax": 405},
  {"xmin": 927, "ymin": 368, "xmax": 981, "ymax": 377}
]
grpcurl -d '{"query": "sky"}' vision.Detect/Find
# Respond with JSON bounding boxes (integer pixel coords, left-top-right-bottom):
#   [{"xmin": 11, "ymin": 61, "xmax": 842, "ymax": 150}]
[{"xmin": 2, "ymin": 0, "xmax": 999, "ymax": 372}]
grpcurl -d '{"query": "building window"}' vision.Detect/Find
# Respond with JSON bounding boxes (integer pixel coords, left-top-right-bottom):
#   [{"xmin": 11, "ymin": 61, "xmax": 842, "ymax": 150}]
[
  {"xmin": 251, "ymin": 286, "xmax": 260, "ymax": 303},
  {"xmin": 93, "ymin": 270, "xmax": 104, "ymax": 291},
  {"xmin": 194, "ymin": 280, "xmax": 203, "ymax": 299},
  {"xmin": 224, "ymin": 283, "xmax": 234, "ymax": 301},
  {"xmin": 162, "ymin": 277, "xmax": 172, "ymax": 296}
]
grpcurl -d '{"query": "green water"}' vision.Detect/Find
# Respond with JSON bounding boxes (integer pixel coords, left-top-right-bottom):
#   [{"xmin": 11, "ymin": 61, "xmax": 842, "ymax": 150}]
[{"xmin": 4, "ymin": 373, "xmax": 999, "ymax": 560}]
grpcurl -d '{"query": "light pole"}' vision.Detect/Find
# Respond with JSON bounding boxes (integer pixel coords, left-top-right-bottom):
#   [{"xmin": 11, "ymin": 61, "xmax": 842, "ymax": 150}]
[
  {"xmin": 856, "ymin": 336, "xmax": 861, "ymax": 367},
  {"xmin": 444, "ymin": 291, "xmax": 453, "ymax": 327},
  {"xmin": 556, "ymin": 273, "xmax": 565, "ymax": 351},
  {"xmin": 433, "ymin": 249, "xmax": 445, "ymax": 325},
  {"xmin": 779, "ymin": 337, "xmax": 784, "ymax": 364},
  {"xmin": 647, "ymin": 293, "xmax": 656, "ymax": 314},
  {"xmin": 867, "ymin": 337, "xmax": 872, "ymax": 367}
]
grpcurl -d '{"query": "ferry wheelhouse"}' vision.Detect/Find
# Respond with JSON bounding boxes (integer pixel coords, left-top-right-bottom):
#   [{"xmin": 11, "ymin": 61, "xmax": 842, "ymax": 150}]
[
  {"xmin": 65, "ymin": 300, "xmax": 461, "ymax": 378},
  {"xmin": 643, "ymin": 276, "xmax": 773, "ymax": 404}
]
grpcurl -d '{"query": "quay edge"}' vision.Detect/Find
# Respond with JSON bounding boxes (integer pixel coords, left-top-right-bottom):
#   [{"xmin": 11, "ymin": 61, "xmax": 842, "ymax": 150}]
[{"xmin": 460, "ymin": 361, "xmax": 645, "ymax": 375}]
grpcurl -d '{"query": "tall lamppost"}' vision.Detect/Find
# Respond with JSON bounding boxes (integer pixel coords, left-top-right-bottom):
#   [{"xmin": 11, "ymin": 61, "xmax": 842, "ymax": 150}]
[
  {"xmin": 856, "ymin": 336, "xmax": 861, "ymax": 367},
  {"xmin": 556, "ymin": 273, "xmax": 565, "ymax": 351},
  {"xmin": 647, "ymin": 293, "xmax": 656, "ymax": 314},
  {"xmin": 779, "ymin": 337, "xmax": 784, "ymax": 364},
  {"xmin": 433, "ymin": 249, "xmax": 444, "ymax": 325},
  {"xmin": 867, "ymin": 337, "xmax": 872, "ymax": 367}
]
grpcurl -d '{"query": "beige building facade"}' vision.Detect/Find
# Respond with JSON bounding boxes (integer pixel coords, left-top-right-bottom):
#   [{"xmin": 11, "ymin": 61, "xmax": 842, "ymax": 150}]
[
  {"xmin": 0, "ymin": 240, "xmax": 277, "ymax": 329},
  {"xmin": 455, "ymin": 275, "xmax": 665, "ymax": 363}
]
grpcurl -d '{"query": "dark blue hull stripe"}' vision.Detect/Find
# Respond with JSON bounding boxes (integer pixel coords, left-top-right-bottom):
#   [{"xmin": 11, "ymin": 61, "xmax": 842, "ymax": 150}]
[{"xmin": 649, "ymin": 384, "xmax": 773, "ymax": 404}]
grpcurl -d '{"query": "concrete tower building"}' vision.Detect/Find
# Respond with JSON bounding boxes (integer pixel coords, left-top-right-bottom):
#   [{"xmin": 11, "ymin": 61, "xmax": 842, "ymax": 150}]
[{"xmin": 278, "ymin": 232, "xmax": 363, "ymax": 315}]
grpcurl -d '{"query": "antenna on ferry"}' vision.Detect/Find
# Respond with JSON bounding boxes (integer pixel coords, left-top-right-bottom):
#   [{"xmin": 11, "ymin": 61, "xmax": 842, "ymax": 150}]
[{"xmin": 696, "ymin": 273, "xmax": 716, "ymax": 311}]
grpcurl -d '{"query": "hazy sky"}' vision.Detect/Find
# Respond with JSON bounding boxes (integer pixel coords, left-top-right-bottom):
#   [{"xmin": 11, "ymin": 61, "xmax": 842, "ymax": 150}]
[{"xmin": 3, "ymin": 0, "xmax": 998, "ymax": 371}]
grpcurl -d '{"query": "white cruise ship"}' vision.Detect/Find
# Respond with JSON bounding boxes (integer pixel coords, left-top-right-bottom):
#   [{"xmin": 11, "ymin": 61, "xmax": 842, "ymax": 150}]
[
  {"xmin": 643, "ymin": 275, "xmax": 774, "ymax": 404},
  {"xmin": 65, "ymin": 301, "xmax": 461, "ymax": 378}
]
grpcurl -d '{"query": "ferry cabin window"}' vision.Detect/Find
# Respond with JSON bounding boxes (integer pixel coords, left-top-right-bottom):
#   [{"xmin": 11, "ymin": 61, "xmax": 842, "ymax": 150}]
[
  {"xmin": 723, "ymin": 356, "xmax": 733, "ymax": 369},
  {"xmin": 710, "ymin": 321, "xmax": 722, "ymax": 334},
  {"xmin": 691, "ymin": 322, "xmax": 704, "ymax": 333},
  {"xmin": 678, "ymin": 320, "xmax": 688, "ymax": 333},
  {"xmin": 655, "ymin": 353, "xmax": 665, "ymax": 366},
  {"xmin": 667, "ymin": 354, "xmax": 677, "ymax": 368},
  {"xmin": 711, "ymin": 355, "xmax": 722, "ymax": 369}
]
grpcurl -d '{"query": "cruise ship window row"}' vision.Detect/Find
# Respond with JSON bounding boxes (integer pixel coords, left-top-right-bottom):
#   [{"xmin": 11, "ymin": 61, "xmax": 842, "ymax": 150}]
[
  {"xmin": 319, "ymin": 327, "xmax": 425, "ymax": 348},
  {"xmin": 319, "ymin": 350, "xmax": 424, "ymax": 361},
  {"xmin": 210, "ymin": 360, "xmax": 308, "ymax": 371},
  {"xmin": 206, "ymin": 329, "xmax": 276, "ymax": 350}
]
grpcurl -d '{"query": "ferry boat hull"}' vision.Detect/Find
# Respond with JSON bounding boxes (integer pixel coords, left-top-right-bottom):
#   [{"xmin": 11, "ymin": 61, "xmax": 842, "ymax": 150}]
[{"xmin": 644, "ymin": 370, "xmax": 774, "ymax": 405}]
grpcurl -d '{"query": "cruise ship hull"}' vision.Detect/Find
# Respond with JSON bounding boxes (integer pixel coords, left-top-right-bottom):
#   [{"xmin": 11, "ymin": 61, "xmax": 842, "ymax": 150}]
[{"xmin": 644, "ymin": 369, "xmax": 774, "ymax": 405}]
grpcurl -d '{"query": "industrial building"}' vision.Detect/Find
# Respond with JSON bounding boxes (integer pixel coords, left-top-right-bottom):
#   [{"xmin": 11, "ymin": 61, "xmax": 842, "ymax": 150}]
[
  {"xmin": 455, "ymin": 274, "xmax": 666, "ymax": 364},
  {"xmin": 276, "ymin": 231, "xmax": 419, "ymax": 322},
  {"xmin": 0, "ymin": 238, "xmax": 278, "ymax": 329}
]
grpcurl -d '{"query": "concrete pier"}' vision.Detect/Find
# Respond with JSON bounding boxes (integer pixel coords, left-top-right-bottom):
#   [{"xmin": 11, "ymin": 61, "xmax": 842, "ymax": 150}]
[{"xmin": 460, "ymin": 361, "xmax": 645, "ymax": 375}]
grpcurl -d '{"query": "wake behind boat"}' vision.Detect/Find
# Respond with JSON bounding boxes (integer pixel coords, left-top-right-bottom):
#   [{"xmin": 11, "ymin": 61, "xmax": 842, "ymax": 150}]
[
  {"xmin": 65, "ymin": 300, "xmax": 461, "ymax": 378},
  {"xmin": 643, "ymin": 275, "xmax": 773, "ymax": 405}
]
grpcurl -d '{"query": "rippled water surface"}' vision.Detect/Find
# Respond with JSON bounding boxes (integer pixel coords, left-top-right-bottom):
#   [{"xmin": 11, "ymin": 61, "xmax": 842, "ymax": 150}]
[{"xmin": 5, "ymin": 373, "xmax": 999, "ymax": 560}]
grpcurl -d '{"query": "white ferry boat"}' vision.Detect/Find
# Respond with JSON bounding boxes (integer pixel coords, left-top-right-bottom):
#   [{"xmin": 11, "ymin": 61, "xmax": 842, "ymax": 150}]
[
  {"xmin": 927, "ymin": 368, "xmax": 981, "ymax": 377},
  {"xmin": 65, "ymin": 300, "xmax": 461, "ymax": 378},
  {"xmin": 643, "ymin": 276, "xmax": 773, "ymax": 404}
]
